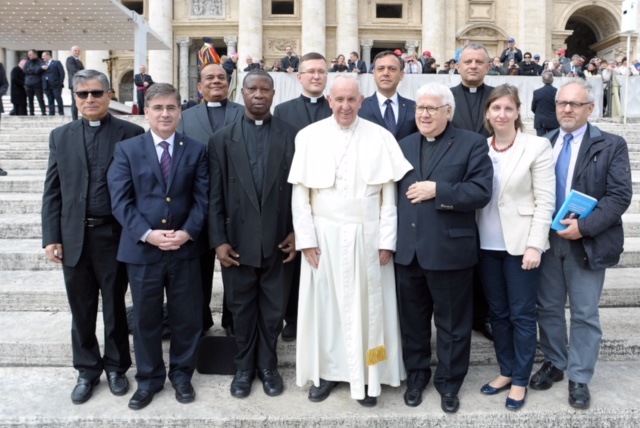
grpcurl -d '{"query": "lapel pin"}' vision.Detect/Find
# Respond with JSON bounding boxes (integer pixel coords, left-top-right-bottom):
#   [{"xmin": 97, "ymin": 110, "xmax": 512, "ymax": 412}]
[{"xmin": 179, "ymin": 141, "xmax": 184, "ymax": 146}]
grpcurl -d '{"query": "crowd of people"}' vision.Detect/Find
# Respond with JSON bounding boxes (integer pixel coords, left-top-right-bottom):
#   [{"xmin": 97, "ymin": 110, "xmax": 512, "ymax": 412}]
[{"xmin": 28, "ymin": 39, "xmax": 634, "ymax": 416}]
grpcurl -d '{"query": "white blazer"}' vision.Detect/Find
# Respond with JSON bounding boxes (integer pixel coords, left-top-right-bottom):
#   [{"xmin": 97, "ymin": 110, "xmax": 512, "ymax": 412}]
[{"xmin": 488, "ymin": 130, "xmax": 556, "ymax": 255}]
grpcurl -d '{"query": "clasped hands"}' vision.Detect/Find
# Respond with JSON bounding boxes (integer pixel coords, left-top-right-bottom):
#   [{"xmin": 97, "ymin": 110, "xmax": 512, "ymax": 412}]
[{"xmin": 147, "ymin": 229, "xmax": 191, "ymax": 251}]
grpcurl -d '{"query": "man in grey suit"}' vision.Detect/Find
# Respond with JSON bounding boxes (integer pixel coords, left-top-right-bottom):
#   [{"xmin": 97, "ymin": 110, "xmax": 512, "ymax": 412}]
[
  {"xmin": 449, "ymin": 42, "xmax": 494, "ymax": 341},
  {"xmin": 358, "ymin": 51, "xmax": 417, "ymax": 141},
  {"xmin": 177, "ymin": 62, "xmax": 243, "ymax": 334},
  {"xmin": 273, "ymin": 52, "xmax": 333, "ymax": 342},
  {"xmin": 42, "ymin": 70, "xmax": 145, "ymax": 404},
  {"xmin": 66, "ymin": 46, "xmax": 84, "ymax": 120}
]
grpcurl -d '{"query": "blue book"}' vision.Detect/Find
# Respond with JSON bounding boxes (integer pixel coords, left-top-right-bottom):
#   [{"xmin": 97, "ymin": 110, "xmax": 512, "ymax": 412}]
[{"xmin": 551, "ymin": 190, "xmax": 598, "ymax": 231}]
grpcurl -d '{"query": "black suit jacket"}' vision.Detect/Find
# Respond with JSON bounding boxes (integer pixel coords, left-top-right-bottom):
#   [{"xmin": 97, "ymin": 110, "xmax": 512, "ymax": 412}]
[
  {"xmin": 531, "ymin": 84, "xmax": 560, "ymax": 131},
  {"xmin": 281, "ymin": 55, "xmax": 299, "ymax": 72},
  {"xmin": 395, "ymin": 125, "xmax": 493, "ymax": 270},
  {"xmin": 450, "ymin": 83, "xmax": 495, "ymax": 137},
  {"xmin": 42, "ymin": 60, "xmax": 65, "ymax": 89},
  {"xmin": 10, "ymin": 65, "xmax": 26, "ymax": 106},
  {"xmin": 177, "ymin": 100, "xmax": 244, "ymax": 144},
  {"xmin": 134, "ymin": 73, "xmax": 154, "ymax": 88},
  {"xmin": 208, "ymin": 116, "xmax": 296, "ymax": 268},
  {"xmin": 273, "ymin": 95, "xmax": 333, "ymax": 134},
  {"xmin": 42, "ymin": 116, "xmax": 145, "ymax": 267},
  {"xmin": 348, "ymin": 60, "xmax": 367, "ymax": 74},
  {"xmin": 65, "ymin": 55, "xmax": 84, "ymax": 88},
  {"xmin": 358, "ymin": 93, "xmax": 418, "ymax": 141},
  {"xmin": 108, "ymin": 131, "xmax": 209, "ymax": 264}
]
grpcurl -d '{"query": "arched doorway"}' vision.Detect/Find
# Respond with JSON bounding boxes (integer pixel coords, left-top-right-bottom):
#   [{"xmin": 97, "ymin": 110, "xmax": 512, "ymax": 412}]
[{"xmin": 119, "ymin": 70, "xmax": 134, "ymax": 103}]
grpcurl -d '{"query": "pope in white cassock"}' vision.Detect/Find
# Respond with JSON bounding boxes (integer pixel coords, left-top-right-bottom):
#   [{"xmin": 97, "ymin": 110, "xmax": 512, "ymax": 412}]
[{"xmin": 288, "ymin": 75, "xmax": 413, "ymax": 407}]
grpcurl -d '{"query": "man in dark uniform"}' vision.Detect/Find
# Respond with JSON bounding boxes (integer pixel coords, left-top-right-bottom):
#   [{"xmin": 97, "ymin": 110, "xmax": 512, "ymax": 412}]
[
  {"xmin": 24, "ymin": 49, "xmax": 46, "ymax": 116},
  {"xmin": 450, "ymin": 42, "xmax": 495, "ymax": 341},
  {"xmin": 134, "ymin": 65, "xmax": 154, "ymax": 115},
  {"xmin": 41, "ymin": 51, "xmax": 66, "ymax": 116},
  {"xmin": 273, "ymin": 52, "xmax": 332, "ymax": 341},
  {"xmin": 177, "ymin": 63, "xmax": 243, "ymax": 334},
  {"xmin": 531, "ymin": 71, "xmax": 560, "ymax": 136},
  {"xmin": 66, "ymin": 46, "xmax": 85, "ymax": 120},
  {"xmin": 42, "ymin": 69, "xmax": 144, "ymax": 404},
  {"xmin": 209, "ymin": 70, "xmax": 297, "ymax": 399}
]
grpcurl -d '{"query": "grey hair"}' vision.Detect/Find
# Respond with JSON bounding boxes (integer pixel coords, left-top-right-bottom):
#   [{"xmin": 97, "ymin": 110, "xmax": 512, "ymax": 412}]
[
  {"xmin": 460, "ymin": 42, "xmax": 491, "ymax": 64},
  {"xmin": 145, "ymin": 82, "xmax": 181, "ymax": 105},
  {"xmin": 329, "ymin": 74, "xmax": 361, "ymax": 97},
  {"xmin": 72, "ymin": 69, "xmax": 109, "ymax": 92},
  {"xmin": 556, "ymin": 78, "xmax": 595, "ymax": 104},
  {"xmin": 541, "ymin": 71, "xmax": 554, "ymax": 85},
  {"xmin": 416, "ymin": 82, "xmax": 456, "ymax": 121}
]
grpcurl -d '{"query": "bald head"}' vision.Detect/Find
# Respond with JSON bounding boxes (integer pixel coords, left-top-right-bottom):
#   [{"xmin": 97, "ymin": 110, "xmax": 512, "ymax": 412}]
[{"xmin": 328, "ymin": 75, "xmax": 363, "ymax": 127}]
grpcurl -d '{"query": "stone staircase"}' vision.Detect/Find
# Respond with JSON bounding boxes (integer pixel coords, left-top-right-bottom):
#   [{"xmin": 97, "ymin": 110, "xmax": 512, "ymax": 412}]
[{"xmin": 0, "ymin": 115, "xmax": 639, "ymax": 427}]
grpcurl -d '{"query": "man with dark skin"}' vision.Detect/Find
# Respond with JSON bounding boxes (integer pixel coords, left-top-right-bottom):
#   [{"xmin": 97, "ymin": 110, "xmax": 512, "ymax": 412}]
[{"xmin": 209, "ymin": 70, "xmax": 297, "ymax": 399}]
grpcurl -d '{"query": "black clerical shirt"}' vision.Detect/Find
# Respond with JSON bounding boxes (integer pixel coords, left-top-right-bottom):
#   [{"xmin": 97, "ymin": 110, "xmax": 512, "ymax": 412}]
[
  {"xmin": 461, "ymin": 84, "xmax": 485, "ymax": 133},
  {"xmin": 206, "ymin": 99, "xmax": 228, "ymax": 133},
  {"xmin": 302, "ymin": 95, "xmax": 327, "ymax": 123},
  {"xmin": 242, "ymin": 115, "xmax": 271, "ymax": 204},
  {"xmin": 421, "ymin": 125, "xmax": 447, "ymax": 176},
  {"xmin": 83, "ymin": 114, "xmax": 113, "ymax": 216}
]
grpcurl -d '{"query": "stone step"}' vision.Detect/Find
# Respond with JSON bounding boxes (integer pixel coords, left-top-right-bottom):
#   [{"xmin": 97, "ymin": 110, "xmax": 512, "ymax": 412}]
[
  {"xmin": 1, "ymin": 150, "xmax": 50, "ymax": 160},
  {"xmin": 1, "ymin": 307, "xmax": 639, "ymax": 369},
  {"xmin": 1, "ymin": 267, "xmax": 638, "ymax": 314},
  {"xmin": 0, "ymin": 193, "xmax": 42, "ymax": 214},
  {"xmin": 0, "ymin": 170, "xmax": 47, "ymax": 193},
  {"xmin": 0, "ymin": 159, "xmax": 48, "ymax": 170},
  {"xmin": 1, "ymin": 362, "xmax": 640, "ymax": 427},
  {"xmin": 5, "ymin": 237, "xmax": 640, "ymax": 271}
]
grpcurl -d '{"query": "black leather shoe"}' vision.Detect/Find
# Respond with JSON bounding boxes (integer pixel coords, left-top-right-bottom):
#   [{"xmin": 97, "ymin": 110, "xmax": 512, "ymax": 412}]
[
  {"xmin": 480, "ymin": 381, "xmax": 512, "ymax": 395},
  {"xmin": 473, "ymin": 321, "xmax": 494, "ymax": 341},
  {"xmin": 173, "ymin": 382, "xmax": 196, "ymax": 403},
  {"xmin": 308, "ymin": 379, "xmax": 338, "ymax": 402},
  {"xmin": 257, "ymin": 368, "xmax": 284, "ymax": 396},
  {"xmin": 0, "ymin": 168, "xmax": 7, "ymax": 176},
  {"xmin": 441, "ymin": 393, "xmax": 460, "ymax": 413},
  {"xmin": 230, "ymin": 369, "xmax": 255, "ymax": 398},
  {"xmin": 404, "ymin": 369, "xmax": 428, "ymax": 407},
  {"xmin": 281, "ymin": 323, "xmax": 297, "ymax": 341},
  {"xmin": 357, "ymin": 386, "xmax": 377, "ymax": 407},
  {"xmin": 71, "ymin": 377, "xmax": 100, "ymax": 404},
  {"xmin": 107, "ymin": 372, "xmax": 129, "ymax": 396},
  {"xmin": 128, "ymin": 387, "xmax": 162, "ymax": 410},
  {"xmin": 529, "ymin": 361, "xmax": 564, "ymax": 390},
  {"xmin": 568, "ymin": 380, "xmax": 590, "ymax": 409},
  {"xmin": 404, "ymin": 387, "xmax": 425, "ymax": 407}
]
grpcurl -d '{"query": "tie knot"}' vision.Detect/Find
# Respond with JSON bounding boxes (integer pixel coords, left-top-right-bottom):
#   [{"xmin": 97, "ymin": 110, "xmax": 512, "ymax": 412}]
[
  {"xmin": 563, "ymin": 133, "xmax": 573, "ymax": 144},
  {"xmin": 159, "ymin": 141, "xmax": 169, "ymax": 151},
  {"xmin": 385, "ymin": 99, "xmax": 393, "ymax": 106}
]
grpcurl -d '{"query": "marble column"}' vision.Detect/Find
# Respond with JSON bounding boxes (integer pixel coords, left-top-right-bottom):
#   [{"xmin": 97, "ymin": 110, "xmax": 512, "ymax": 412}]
[
  {"xmin": 522, "ymin": 0, "xmax": 546, "ymax": 60},
  {"xmin": 302, "ymin": 0, "xmax": 326, "ymax": 56},
  {"xmin": 176, "ymin": 37, "xmax": 191, "ymax": 102},
  {"xmin": 224, "ymin": 36, "xmax": 238, "ymax": 55},
  {"xmin": 85, "ymin": 50, "xmax": 110, "ymax": 77},
  {"xmin": 405, "ymin": 40, "xmax": 420, "ymax": 55},
  {"xmin": 423, "ymin": 0, "xmax": 444, "ymax": 60},
  {"xmin": 148, "ymin": 0, "xmax": 174, "ymax": 84},
  {"xmin": 361, "ymin": 39, "xmax": 373, "ymax": 69},
  {"xmin": 336, "ymin": 0, "xmax": 358, "ymax": 58},
  {"xmin": 238, "ymin": 0, "xmax": 262, "ymax": 61}
]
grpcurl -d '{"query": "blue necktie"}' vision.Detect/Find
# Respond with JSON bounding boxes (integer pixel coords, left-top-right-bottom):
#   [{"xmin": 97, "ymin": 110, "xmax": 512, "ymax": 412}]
[
  {"xmin": 383, "ymin": 99, "xmax": 396, "ymax": 134},
  {"xmin": 555, "ymin": 133, "xmax": 573, "ymax": 211}
]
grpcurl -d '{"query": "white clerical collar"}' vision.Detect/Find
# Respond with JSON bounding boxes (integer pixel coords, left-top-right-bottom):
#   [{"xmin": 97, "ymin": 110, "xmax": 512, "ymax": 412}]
[
  {"xmin": 255, "ymin": 120, "xmax": 264, "ymax": 126},
  {"xmin": 426, "ymin": 137, "xmax": 436, "ymax": 142},
  {"xmin": 89, "ymin": 121, "xmax": 101, "ymax": 127},
  {"xmin": 469, "ymin": 87, "xmax": 478, "ymax": 93},
  {"xmin": 207, "ymin": 102, "xmax": 222, "ymax": 107}
]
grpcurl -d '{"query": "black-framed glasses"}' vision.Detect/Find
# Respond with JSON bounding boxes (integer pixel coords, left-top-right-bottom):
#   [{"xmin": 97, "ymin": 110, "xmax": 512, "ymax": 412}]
[
  {"xmin": 415, "ymin": 104, "xmax": 449, "ymax": 115},
  {"xmin": 556, "ymin": 101, "xmax": 592, "ymax": 109},
  {"xmin": 75, "ymin": 90, "xmax": 105, "ymax": 99}
]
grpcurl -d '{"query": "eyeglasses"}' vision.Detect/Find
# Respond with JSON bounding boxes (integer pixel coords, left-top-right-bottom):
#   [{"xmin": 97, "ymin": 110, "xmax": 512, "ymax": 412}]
[
  {"xmin": 524, "ymin": 56, "xmax": 531, "ymax": 59},
  {"xmin": 299, "ymin": 70, "xmax": 327, "ymax": 76},
  {"xmin": 415, "ymin": 104, "xmax": 449, "ymax": 115},
  {"xmin": 556, "ymin": 101, "xmax": 592, "ymax": 109},
  {"xmin": 149, "ymin": 105, "xmax": 179, "ymax": 112},
  {"xmin": 75, "ymin": 90, "xmax": 105, "ymax": 99}
]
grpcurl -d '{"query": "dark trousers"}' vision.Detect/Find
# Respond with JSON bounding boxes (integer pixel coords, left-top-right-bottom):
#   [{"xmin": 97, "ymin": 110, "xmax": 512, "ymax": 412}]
[
  {"xmin": 472, "ymin": 266, "xmax": 490, "ymax": 330},
  {"xmin": 200, "ymin": 248, "xmax": 233, "ymax": 331},
  {"xmin": 45, "ymin": 85, "xmax": 64, "ymax": 115},
  {"xmin": 12, "ymin": 104, "xmax": 28, "ymax": 116},
  {"xmin": 478, "ymin": 250, "xmax": 539, "ymax": 386},
  {"xmin": 396, "ymin": 257, "xmax": 473, "ymax": 394},
  {"xmin": 283, "ymin": 256, "xmax": 301, "ymax": 326},
  {"xmin": 71, "ymin": 89, "xmax": 79, "ymax": 120},
  {"xmin": 61, "ymin": 224, "xmax": 131, "ymax": 381},
  {"xmin": 26, "ymin": 85, "xmax": 46, "ymax": 115},
  {"xmin": 127, "ymin": 253, "xmax": 202, "ymax": 390},
  {"xmin": 136, "ymin": 89, "xmax": 146, "ymax": 115},
  {"xmin": 535, "ymin": 127, "xmax": 555, "ymax": 137},
  {"xmin": 222, "ymin": 251, "xmax": 293, "ymax": 370}
]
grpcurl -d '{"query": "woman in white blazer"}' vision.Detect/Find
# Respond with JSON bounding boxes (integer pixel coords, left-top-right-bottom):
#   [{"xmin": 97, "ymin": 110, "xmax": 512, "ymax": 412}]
[{"xmin": 476, "ymin": 84, "xmax": 555, "ymax": 411}]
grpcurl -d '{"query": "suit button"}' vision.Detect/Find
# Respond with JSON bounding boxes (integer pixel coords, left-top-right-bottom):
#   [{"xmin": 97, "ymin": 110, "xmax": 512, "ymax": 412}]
[
  {"xmin": 411, "ymin": 223, "xmax": 416, "ymax": 228},
  {"xmin": 161, "ymin": 219, "xmax": 167, "ymax": 224},
  {"xmin": 166, "ymin": 197, "xmax": 171, "ymax": 202}
]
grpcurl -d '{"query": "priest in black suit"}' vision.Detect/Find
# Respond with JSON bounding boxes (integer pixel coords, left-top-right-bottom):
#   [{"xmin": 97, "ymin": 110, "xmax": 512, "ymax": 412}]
[
  {"xmin": 134, "ymin": 65, "xmax": 154, "ymax": 115},
  {"xmin": 272, "ymin": 52, "xmax": 332, "ymax": 342},
  {"xmin": 66, "ymin": 46, "xmax": 84, "ymax": 120},
  {"xmin": 42, "ymin": 70, "xmax": 145, "ymax": 405},
  {"xmin": 358, "ymin": 51, "xmax": 417, "ymax": 141},
  {"xmin": 177, "ymin": 63, "xmax": 243, "ymax": 334},
  {"xmin": 209, "ymin": 70, "xmax": 297, "ymax": 399},
  {"xmin": 395, "ymin": 82, "xmax": 493, "ymax": 413},
  {"xmin": 531, "ymin": 71, "xmax": 560, "ymax": 136}
]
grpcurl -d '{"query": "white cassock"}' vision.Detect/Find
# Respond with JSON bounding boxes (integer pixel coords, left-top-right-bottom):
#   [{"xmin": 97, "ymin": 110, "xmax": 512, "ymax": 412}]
[{"xmin": 288, "ymin": 116, "xmax": 413, "ymax": 400}]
